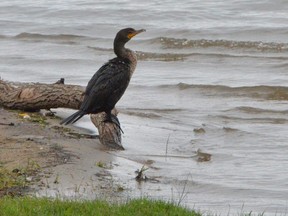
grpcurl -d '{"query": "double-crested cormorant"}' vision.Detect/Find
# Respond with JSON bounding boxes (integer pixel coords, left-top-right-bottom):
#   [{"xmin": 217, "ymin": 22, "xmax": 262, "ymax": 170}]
[{"xmin": 60, "ymin": 28, "xmax": 145, "ymax": 129}]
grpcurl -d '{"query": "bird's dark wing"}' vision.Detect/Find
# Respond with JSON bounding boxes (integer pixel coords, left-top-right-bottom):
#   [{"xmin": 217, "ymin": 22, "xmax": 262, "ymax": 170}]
[{"xmin": 80, "ymin": 58, "xmax": 131, "ymax": 113}]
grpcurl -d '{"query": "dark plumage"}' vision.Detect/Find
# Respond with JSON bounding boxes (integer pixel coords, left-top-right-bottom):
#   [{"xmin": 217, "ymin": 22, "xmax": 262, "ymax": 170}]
[{"xmin": 60, "ymin": 28, "xmax": 145, "ymax": 128}]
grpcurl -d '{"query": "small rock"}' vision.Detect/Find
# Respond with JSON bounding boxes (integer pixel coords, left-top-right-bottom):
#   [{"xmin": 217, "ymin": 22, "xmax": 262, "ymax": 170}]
[
  {"xmin": 193, "ymin": 128, "xmax": 206, "ymax": 134},
  {"xmin": 26, "ymin": 176, "xmax": 33, "ymax": 182},
  {"xmin": 19, "ymin": 113, "xmax": 31, "ymax": 119}
]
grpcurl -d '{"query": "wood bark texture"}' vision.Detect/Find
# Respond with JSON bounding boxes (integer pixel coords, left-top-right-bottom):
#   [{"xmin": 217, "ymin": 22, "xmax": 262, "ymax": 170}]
[{"xmin": 0, "ymin": 79, "xmax": 123, "ymax": 150}]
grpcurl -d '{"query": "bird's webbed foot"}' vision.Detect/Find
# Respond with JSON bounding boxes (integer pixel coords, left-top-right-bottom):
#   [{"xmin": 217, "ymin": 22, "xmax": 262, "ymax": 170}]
[{"xmin": 104, "ymin": 113, "xmax": 124, "ymax": 134}]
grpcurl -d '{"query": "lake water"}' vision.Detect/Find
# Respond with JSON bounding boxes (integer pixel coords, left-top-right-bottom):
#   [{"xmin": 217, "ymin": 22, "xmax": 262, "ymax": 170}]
[{"xmin": 1, "ymin": 0, "xmax": 288, "ymax": 214}]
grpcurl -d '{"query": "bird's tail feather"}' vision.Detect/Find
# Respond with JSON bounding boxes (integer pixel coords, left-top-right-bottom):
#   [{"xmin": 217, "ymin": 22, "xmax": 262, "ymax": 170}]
[{"xmin": 60, "ymin": 110, "xmax": 85, "ymax": 125}]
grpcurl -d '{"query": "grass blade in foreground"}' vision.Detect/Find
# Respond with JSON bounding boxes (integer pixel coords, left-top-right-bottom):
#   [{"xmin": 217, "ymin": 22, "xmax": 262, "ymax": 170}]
[{"xmin": 0, "ymin": 197, "xmax": 201, "ymax": 216}]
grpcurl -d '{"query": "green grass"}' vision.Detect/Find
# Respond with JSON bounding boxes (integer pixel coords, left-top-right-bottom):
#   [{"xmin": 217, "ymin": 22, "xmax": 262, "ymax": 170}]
[{"xmin": 0, "ymin": 197, "xmax": 201, "ymax": 216}]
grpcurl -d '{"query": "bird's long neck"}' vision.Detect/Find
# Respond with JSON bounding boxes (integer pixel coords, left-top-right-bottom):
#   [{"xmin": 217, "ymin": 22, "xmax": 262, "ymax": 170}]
[
  {"xmin": 114, "ymin": 40, "xmax": 130, "ymax": 60},
  {"xmin": 113, "ymin": 40, "xmax": 137, "ymax": 76}
]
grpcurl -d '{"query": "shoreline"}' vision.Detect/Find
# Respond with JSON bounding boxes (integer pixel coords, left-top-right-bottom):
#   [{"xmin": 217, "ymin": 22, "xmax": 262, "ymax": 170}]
[{"xmin": 0, "ymin": 108, "xmax": 127, "ymax": 200}]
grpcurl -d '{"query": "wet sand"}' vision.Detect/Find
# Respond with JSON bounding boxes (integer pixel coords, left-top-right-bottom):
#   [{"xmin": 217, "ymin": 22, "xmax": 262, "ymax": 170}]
[
  {"xmin": 0, "ymin": 108, "xmax": 132, "ymax": 200},
  {"xmin": 0, "ymin": 107, "xmax": 207, "ymax": 204}
]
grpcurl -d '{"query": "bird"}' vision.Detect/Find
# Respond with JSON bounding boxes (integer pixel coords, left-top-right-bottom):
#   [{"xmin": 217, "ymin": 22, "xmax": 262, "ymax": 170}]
[{"xmin": 60, "ymin": 28, "xmax": 145, "ymax": 131}]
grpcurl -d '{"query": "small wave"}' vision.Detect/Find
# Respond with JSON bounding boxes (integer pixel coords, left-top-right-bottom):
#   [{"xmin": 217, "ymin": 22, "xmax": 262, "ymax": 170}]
[
  {"xmin": 88, "ymin": 46, "xmax": 113, "ymax": 52},
  {"xmin": 126, "ymin": 108, "xmax": 184, "ymax": 112},
  {"xmin": 63, "ymin": 45, "xmax": 288, "ymax": 62},
  {"xmin": 90, "ymin": 46, "xmax": 281, "ymax": 62},
  {"xmin": 151, "ymin": 37, "xmax": 288, "ymax": 52},
  {"xmin": 0, "ymin": 35, "xmax": 7, "ymax": 39},
  {"xmin": 123, "ymin": 107, "xmax": 184, "ymax": 113},
  {"xmin": 13, "ymin": 32, "xmax": 88, "ymax": 44},
  {"xmin": 121, "ymin": 110, "xmax": 161, "ymax": 119},
  {"xmin": 120, "ymin": 108, "xmax": 185, "ymax": 119},
  {"xmin": 217, "ymin": 115, "xmax": 288, "ymax": 124},
  {"xmin": 157, "ymin": 83, "xmax": 288, "ymax": 100},
  {"xmin": 137, "ymin": 51, "xmax": 275, "ymax": 62},
  {"xmin": 89, "ymin": 46, "xmax": 194, "ymax": 61},
  {"xmin": 136, "ymin": 51, "xmax": 192, "ymax": 61},
  {"xmin": 227, "ymin": 106, "xmax": 288, "ymax": 114},
  {"xmin": 223, "ymin": 127, "xmax": 239, "ymax": 132}
]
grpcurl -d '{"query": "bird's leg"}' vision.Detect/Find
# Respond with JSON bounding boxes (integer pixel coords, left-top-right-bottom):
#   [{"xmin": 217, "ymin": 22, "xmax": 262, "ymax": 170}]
[{"xmin": 104, "ymin": 112, "xmax": 124, "ymax": 134}]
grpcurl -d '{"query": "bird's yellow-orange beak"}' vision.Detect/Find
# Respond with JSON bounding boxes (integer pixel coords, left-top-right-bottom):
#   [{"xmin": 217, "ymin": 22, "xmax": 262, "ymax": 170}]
[{"xmin": 127, "ymin": 29, "xmax": 146, "ymax": 39}]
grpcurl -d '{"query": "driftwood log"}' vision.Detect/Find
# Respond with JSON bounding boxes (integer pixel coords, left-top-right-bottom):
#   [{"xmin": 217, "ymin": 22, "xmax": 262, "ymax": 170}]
[{"xmin": 0, "ymin": 79, "xmax": 123, "ymax": 150}]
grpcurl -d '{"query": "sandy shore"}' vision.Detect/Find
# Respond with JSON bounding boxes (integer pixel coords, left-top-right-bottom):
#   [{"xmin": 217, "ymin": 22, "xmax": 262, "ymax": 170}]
[
  {"xmin": 0, "ymin": 107, "xmax": 186, "ymax": 206},
  {"xmin": 0, "ymin": 108, "xmax": 130, "ymax": 200}
]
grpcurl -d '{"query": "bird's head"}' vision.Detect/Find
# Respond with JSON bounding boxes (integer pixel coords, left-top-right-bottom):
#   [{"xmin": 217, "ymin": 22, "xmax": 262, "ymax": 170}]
[{"xmin": 114, "ymin": 28, "xmax": 146, "ymax": 44}]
